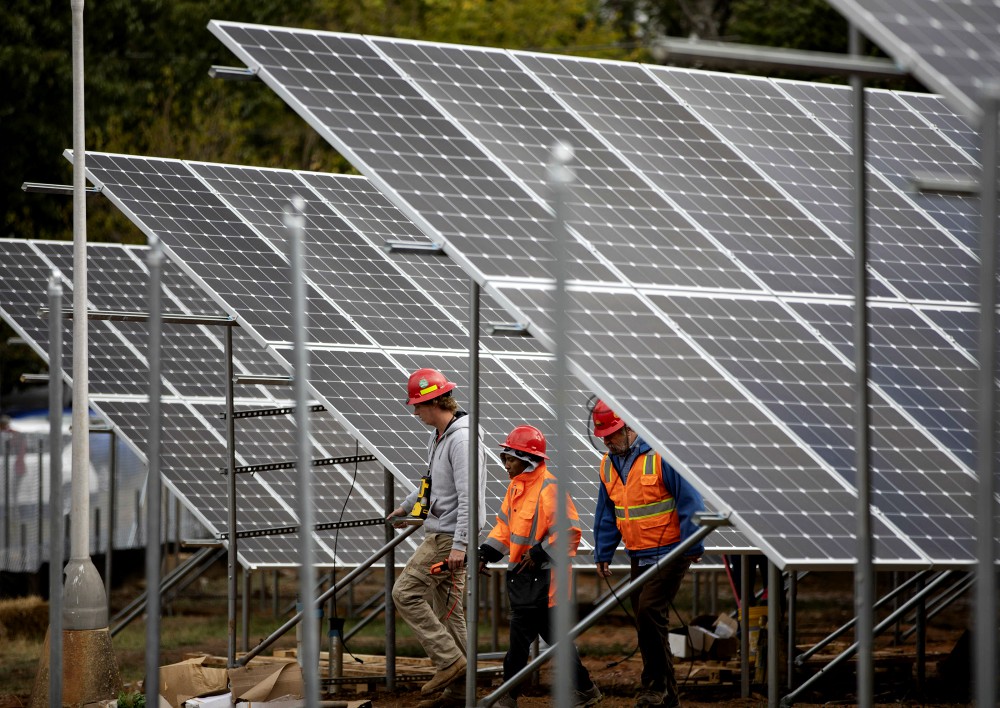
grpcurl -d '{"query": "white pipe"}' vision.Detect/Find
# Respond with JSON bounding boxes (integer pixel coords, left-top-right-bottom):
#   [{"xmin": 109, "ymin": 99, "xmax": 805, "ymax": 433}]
[{"xmin": 70, "ymin": 0, "xmax": 89, "ymax": 565}]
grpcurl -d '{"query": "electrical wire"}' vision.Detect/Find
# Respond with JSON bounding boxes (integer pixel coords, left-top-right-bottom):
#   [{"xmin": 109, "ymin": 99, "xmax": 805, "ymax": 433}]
[{"xmin": 329, "ymin": 440, "xmax": 364, "ymax": 665}]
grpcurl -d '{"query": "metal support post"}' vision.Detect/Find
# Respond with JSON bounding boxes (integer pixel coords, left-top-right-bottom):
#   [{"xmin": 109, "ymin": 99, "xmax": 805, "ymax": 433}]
[
  {"xmin": 740, "ymin": 555, "xmax": 750, "ymax": 698},
  {"xmin": 225, "ymin": 325, "xmax": 238, "ymax": 667},
  {"xmin": 849, "ymin": 24, "xmax": 874, "ymax": 708},
  {"xmin": 37, "ymin": 439, "xmax": 44, "ymax": 560},
  {"xmin": 105, "ymin": 430, "xmax": 116, "ymax": 600},
  {"xmin": 767, "ymin": 562, "xmax": 779, "ymax": 706},
  {"xmin": 48, "ymin": 270, "xmax": 64, "ymax": 704},
  {"xmin": 287, "ymin": 196, "xmax": 318, "ymax": 705},
  {"xmin": 975, "ymin": 79, "xmax": 1000, "ymax": 708},
  {"xmin": 467, "ymin": 278, "xmax": 481, "ymax": 708},
  {"xmin": 914, "ymin": 574, "xmax": 925, "ymax": 698},
  {"xmin": 145, "ymin": 234, "xmax": 164, "ymax": 708},
  {"xmin": 549, "ymin": 141, "xmax": 575, "ymax": 708},
  {"xmin": 242, "ymin": 568, "xmax": 251, "ymax": 653},
  {"xmin": 491, "ymin": 570, "xmax": 500, "ymax": 652},
  {"xmin": 384, "ymin": 468, "xmax": 396, "ymax": 691},
  {"xmin": 787, "ymin": 570, "xmax": 797, "ymax": 690},
  {"xmin": 4, "ymin": 438, "xmax": 9, "ymax": 550}
]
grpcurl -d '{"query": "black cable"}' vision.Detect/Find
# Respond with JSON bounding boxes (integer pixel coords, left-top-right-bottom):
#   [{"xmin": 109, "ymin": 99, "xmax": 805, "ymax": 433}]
[{"xmin": 329, "ymin": 440, "xmax": 364, "ymax": 665}]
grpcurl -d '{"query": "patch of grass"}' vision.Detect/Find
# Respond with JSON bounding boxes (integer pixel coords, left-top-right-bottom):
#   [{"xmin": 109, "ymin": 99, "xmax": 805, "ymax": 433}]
[{"xmin": 0, "ymin": 595, "xmax": 48, "ymax": 639}]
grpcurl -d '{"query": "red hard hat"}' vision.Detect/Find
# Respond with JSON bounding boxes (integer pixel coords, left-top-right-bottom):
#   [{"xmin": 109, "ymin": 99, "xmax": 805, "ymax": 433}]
[
  {"xmin": 500, "ymin": 425, "xmax": 549, "ymax": 459},
  {"xmin": 592, "ymin": 400, "xmax": 625, "ymax": 438},
  {"xmin": 406, "ymin": 368, "xmax": 456, "ymax": 405}
]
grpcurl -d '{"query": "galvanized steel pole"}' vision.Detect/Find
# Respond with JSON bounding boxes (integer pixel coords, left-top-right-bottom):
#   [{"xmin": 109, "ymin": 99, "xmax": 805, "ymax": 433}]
[
  {"xmin": 145, "ymin": 235, "xmax": 164, "ymax": 708},
  {"xmin": 975, "ymin": 80, "xmax": 1000, "ymax": 708},
  {"xmin": 549, "ymin": 141, "xmax": 574, "ymax": 708},
  {"xmin": 48, "ymin": 271, "xmax": 64, "ymax": 706},
  {"xmin": 225, "ymin": 325, "xmax": 238, "ymax": 667},
  {"xmin": 849, "ymin": 24, "xmax": 874, "ymax": 708},
  {"xmin": 384, "ymin": 468, "xmax": 396, "ymax": 691},
  {"xmin": 287, "ymin": 195, "xmax": 319, "ymax": 706},
  {"xmin": 466, "ymin": 280, "xmax": 481, "ymax": 708}
]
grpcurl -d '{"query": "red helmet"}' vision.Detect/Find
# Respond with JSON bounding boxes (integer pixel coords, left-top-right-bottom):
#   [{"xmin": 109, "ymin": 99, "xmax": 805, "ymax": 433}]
[
  {"xmin": 406, "ymin": 368, "xmax": 456, "ymax": 405},
  {"xmin": 592, "ymin": 400, "xmax": 625, "ymax": 438},
  {"xmin": 500, "ymin": 425, "xmax": 549, "ymax": 459}
]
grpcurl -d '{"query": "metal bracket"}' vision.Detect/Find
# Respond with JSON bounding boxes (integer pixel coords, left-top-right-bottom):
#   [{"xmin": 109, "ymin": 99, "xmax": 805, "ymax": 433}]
[{"xmin": 222, "ymin": 454, "xmax": 379, "ymax": 475}]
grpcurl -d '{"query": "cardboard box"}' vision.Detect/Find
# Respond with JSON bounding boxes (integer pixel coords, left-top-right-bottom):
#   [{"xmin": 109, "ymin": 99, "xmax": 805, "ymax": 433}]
[
  {"xmin": 667, "ymin": 628, "xmax": 690, "ymax": 659},
  {"xmin": 184, "ymin": 694, "xmax": 232, "ymax": 708},
  {"xmin": 159, "ymin": 657, "xmax": 230, "ymax": 708},
  {"xmin": 228, "ymin": 660, "xmax": 303, "ymax": 702},
  {"xmin": 713, "ymin": 612, "xmax": 738, "ymax": 639}
]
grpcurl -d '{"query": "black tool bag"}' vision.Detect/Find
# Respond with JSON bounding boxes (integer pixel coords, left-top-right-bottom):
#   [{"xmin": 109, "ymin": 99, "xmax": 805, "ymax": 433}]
[{"xmin": 506, "ymin": 566, "xmax": 550, "ymax": 609}]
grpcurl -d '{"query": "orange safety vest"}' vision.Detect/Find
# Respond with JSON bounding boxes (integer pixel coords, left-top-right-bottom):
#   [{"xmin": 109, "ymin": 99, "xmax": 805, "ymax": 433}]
[
  {"xmin": 485, "ymin": 463, "xmax": 581, "ymax": 607},
  {"xmin": 600, "ymin": 452, "xmax": 679, "ymax": 551}
]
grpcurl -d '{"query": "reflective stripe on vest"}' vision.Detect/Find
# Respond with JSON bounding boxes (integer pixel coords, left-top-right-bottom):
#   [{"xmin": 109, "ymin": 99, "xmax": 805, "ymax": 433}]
[
  {"xmin": 506, "ymin": 477, "xmax": 555, "ymax": 564},
  {"xmin": 600, "ymin": 452, "xmax": 679, "ymax": 550}
]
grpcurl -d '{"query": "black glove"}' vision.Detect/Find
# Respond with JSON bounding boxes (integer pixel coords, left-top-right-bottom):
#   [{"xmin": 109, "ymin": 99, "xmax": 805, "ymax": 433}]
[{"xmin": 478, "ymin": 544, "xmax": 504, "ymax": 564}]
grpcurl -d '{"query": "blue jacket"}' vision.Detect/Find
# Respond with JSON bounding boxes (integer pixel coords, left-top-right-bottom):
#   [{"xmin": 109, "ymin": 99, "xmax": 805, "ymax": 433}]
[{"xmin": 593, "ymin": 436, "xmax": 705, "ymax": 563}]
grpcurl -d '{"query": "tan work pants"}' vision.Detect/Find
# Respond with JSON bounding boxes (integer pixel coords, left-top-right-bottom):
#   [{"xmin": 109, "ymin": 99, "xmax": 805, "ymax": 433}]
[{"xmin": 391, "ymin": 532, "xmax": 467, "ymax": 669}]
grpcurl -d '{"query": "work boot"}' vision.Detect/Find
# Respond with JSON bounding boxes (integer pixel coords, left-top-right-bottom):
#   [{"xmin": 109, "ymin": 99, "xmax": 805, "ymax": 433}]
[
  {"xmin": 573, "ymin": 683, "xmax": 603, "ymax": 708},
  {"xmin": 421, "ymin": 656, "xmax": 467, "ymax": 695},
  {"xmin": 416, "ymin": 684, "xmax": 464, "ymax": 708},
  {"xmin": 634, "ymin": 688, "xmax": 669, "ymax": 707},
  {"xmin": 496, "ymin": 693, "xmax": 518, "ymax": 708}
]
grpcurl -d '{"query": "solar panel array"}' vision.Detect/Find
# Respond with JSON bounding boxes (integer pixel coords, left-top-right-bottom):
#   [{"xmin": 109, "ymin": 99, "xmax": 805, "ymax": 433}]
[
  {"xmin": 208, "ymin": 22, "xmax": 1000, "ymax": 568},
  {"xmin": 33, "ymin": 159, "xmax": 750, "ymax": 566},
  {"xmin": 0, "ymin": 239, "xmax": 403, "ymax": 568},
  {"xmin": 824, "ymin": 0, "xmax": 1000, "ymax": 123}
]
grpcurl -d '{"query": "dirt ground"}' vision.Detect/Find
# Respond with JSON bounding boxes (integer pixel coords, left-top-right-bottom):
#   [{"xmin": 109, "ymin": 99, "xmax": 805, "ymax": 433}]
[{"xmin": 0, "ymin": 561, "xmax": 976, "ymax": 707}]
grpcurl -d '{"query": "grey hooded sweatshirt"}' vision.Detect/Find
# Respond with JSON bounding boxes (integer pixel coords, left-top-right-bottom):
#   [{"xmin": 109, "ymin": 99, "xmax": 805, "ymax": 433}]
[{"xmin": 401, "ymin": 411, "xmax": 488, "ymax": 552}]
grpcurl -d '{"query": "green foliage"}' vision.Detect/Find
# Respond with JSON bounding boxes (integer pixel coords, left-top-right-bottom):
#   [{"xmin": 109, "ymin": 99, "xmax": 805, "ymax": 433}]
[{"xmin": 117, "ymin": 690, "xmax": 146, "ymax": 708}]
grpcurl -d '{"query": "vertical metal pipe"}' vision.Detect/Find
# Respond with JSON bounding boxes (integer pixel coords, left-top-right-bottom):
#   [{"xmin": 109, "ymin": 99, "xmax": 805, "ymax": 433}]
[
  {"xmin": 914, "ymin": 574, "xmax": 925, "ymax": 698},
  {"xmin": 287, "ymin": 195, "xmax": 318, "ymax": 706},
  {"xmin": 491, "ymin": 570, "xmax": 500, "ymax": 652},
  {"xmin": 48, "ymin": 270, "xmax": 64, "ymax": 705},
  {"xmin": 37, "ymin": 439, "xmax": 44, "ymax": 559},
  {"xmin": 3, "ymin": 439, "xmax": 9, "ymax": 550},
  {"xmin": 849, "ymin": 24, "xmax": 874, "ymax": 708},
  {"xmin": 242, "ymin": 568, "xmax": 250, "ymax": 653},
  {"xmin": 66, "ymin": 5, "xmax": 105, "ymax": 632},
  {"xmin": 549, "ymin": 141, "xmax": 574, "ymax": 708},
  {"xmin": 466, "ymin": 279, "xmax": 481, "ymax": 708},
  {"xmin": 740, "ymin": 555, "xmax": 750, "ymax": 698},
  {"xmin": 274, "ymin": 569, "xmax": 280, "ymax": 618},
  {"xmin": 105, "ymin": 431, "xmax": 116, "ymax": 600},
  {"xmin": 174, "ymin": 495, "xmax": 180, "ymax": 571},
  {"xmin": 692, "ymin": 573, "xmax": 700, "ymax": 617},
  {"xmin": 767, "ymin": 562, "xmax": 779, "ymax": 705},
  {"xmin": 384, "ymin": 467, "xmax": 396, "ymax": 691},
  {"xmin": 976, "ymin": 80, "xmax": 1000, "ymax": 708},
  {"xmin": 225, "ymin": 325, "xmax": 238, "ymax": 667},
  {"xmin": 145, "ymin": 233, "xmax": 164, "ymax": 708},
  {"xmin": 787, "ymin": 570, "xmax": 797, "ymax": 691},
  {"xmin": 710, "ymin": 570, "xmax": 717, "ymax": 615}
]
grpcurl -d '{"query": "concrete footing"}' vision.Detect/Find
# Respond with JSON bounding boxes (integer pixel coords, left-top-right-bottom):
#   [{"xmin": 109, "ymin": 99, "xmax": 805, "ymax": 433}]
[{"xmin": 28, "ymin": 627, "xmax": 123, "ymax": 707}]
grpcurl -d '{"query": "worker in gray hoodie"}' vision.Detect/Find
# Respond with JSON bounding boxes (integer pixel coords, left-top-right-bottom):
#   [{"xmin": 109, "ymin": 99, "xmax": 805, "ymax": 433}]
[{"xmin": 388, "ymin": 367, "xmax": 487, "ymax": 705}]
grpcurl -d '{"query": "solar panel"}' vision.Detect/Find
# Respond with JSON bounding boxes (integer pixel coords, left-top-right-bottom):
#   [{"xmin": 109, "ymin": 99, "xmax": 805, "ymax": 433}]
[
  {"xmin": 208, "ymin": 22, "xmax": 1000, "ymax": 567},
  {"xmin": 824, "ymin": 0, "xmax": 1000, "ymax": 122},
  {"xmin": 73, "ymin": 154, "xmax": 750, "ymax": 561},
  {"xmin": 0, "ymin": 239, "xmax": 403, "ymax": 568},
  {"xmin": 656, "ymin": 68, "xmax": 977, "ymax": 305}
]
